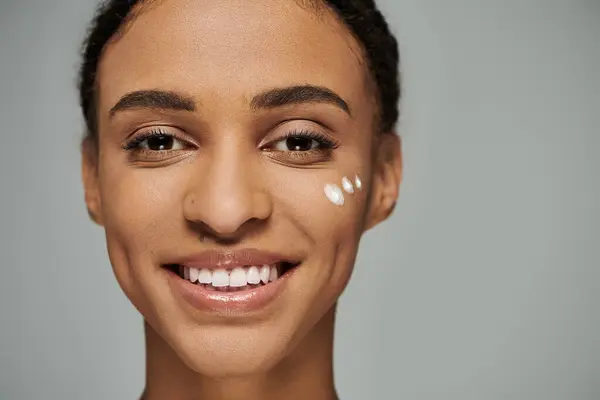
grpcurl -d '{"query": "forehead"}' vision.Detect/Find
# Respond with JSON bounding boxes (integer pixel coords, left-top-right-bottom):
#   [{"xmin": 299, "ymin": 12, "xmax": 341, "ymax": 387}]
[{"xmin": 97, "ymin": 0, "xmax": 371, "ymax": 116}]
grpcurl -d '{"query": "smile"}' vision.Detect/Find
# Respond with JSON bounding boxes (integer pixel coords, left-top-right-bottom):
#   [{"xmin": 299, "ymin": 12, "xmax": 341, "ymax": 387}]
[
  {"xmin": 166, "ymin": 262, "xmax": 297, "ymax": 292},
  {"xmin": 163, "ymin": 249, "xmax": 301, "ymax": 313}
]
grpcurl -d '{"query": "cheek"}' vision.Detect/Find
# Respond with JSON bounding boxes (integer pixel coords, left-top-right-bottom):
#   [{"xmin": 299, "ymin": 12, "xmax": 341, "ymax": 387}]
[
  {"xmin": 321, "ymin": 173, "xmax": 367, "ymax": 282},
  {"xmin": 98, "ymin": 164, "xmax": 187, "ymax": 269},
  {"xmin": 272, "ymin": 169, "xmax": 368, "ymax": 272},
  {"xmin": 269, "ymin": 169, "xmax": 369, "ymax": 328},
  {"xmin": 97, "ymin": 163, "xmax": 192, "ymax": 318}
]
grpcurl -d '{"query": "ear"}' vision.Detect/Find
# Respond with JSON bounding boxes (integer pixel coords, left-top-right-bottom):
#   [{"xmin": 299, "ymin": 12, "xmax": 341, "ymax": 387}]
[
  {"xmin": 81, "ymin": 137, "xmax": 104, "ymax": 226},
  {"xmin": 365, "ymin": 132, "xmax": 402, "ymax": 231}
]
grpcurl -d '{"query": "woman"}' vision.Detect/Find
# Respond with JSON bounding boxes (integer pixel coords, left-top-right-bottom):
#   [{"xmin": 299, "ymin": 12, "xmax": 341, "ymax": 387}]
[{"xmin": 79, "ymin": 0, "xmax": 402, "ymax": 398}]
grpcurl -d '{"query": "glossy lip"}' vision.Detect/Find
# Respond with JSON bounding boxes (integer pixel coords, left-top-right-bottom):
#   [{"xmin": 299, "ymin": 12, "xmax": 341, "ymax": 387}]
[
  {"xmin": 171, "ymin": 248, "xmax": 299, "ymax": 270},
  {"xmin": 164, "ymin": 248, "xmax": 302, "ymax": 314}
]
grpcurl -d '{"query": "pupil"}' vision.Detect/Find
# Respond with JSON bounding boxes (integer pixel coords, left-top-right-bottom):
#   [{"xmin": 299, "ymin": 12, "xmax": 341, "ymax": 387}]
[
  {"xmin": 286, "ymin": 137, "xmax": 313, "ymax": 151},
  {"xmin": 148, "ymin": 135, "xmax": 173, "ymax": 151}
]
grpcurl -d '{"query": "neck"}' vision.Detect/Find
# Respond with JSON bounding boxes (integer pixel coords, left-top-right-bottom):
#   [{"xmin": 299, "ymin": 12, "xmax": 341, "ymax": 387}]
[{"xmin": 141, "ymin": 307, "xmax": 339, "ymax": 400}]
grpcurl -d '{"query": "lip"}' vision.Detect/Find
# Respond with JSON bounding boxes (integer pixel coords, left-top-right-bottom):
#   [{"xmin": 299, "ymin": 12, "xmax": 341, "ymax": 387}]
[
  {"xmin": 171, "ymin": 248, "xmax": 299, "ymax": 269},
  {"xmin": 164, "ymin": 248, "xmax": 301, "ymax": 314}
]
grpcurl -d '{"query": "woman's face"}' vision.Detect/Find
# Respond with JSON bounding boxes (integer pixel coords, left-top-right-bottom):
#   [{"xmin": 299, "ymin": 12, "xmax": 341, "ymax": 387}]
[{"xmin": 83, "ymin": 0, "xmax": 400, "ymax": 376}]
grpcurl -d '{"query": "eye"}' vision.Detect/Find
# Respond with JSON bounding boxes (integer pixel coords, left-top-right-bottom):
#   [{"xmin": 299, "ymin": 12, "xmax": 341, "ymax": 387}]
[
  {"xmin": 123, "ymin": 130, "xmax": 192, "ymax": 152},
  {"xmin": 138, "ymin": 134, "xmax": 186, "ymax": 151},
  {"xmin": 273, "ymin": 136, "xmax": 321, "ymax": 152},
  {"xmin": 266, "ymin": 129, "xmax": 337, "ymax": 153},
  {"xmin": 261, "ymin": 129, "xmax": 339, "ymax": 165}
]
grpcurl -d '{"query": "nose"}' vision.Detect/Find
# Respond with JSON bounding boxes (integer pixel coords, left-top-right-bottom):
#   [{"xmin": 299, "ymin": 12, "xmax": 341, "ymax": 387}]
[{"xmin": 183, "ymin": 147, "xmax": 272, "ymax": 241}]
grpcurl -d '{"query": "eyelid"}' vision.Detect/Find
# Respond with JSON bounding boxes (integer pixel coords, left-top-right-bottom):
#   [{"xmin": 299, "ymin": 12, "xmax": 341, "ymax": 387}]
[{"xmin": 260, "ymin": 122, "xmax": 339, "ymax": 148}]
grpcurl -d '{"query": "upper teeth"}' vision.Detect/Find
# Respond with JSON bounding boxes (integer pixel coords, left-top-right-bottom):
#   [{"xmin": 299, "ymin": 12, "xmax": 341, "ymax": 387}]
[{"xmin": 181, "ymin": 265, "xmax": 279, "ymax": 287}]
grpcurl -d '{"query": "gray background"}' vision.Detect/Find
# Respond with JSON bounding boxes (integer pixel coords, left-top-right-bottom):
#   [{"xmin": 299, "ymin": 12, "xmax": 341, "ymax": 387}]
[{"xmin": 1, "ymin": 0, "xmax": 598, "ymax": 399}]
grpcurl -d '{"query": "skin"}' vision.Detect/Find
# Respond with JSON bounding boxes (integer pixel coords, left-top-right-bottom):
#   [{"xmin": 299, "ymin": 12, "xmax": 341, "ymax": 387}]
[{"xmin": 81, "ymin": 0, "xmax": 402, "ymax": 399}]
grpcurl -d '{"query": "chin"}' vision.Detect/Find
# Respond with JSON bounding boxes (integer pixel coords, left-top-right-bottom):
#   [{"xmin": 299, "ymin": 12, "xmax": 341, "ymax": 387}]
[{"xmin": 156, "ymin": 316, "xmax": 303, "ymax": 378}]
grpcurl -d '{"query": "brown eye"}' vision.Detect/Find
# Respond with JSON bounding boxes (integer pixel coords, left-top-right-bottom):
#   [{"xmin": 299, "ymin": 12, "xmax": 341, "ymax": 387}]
[
  {"xmin": 142, "ymin": 135, "xmax": 178, "ymax": 151},
  {"xmin": 124, "ymin": 132, "xmax": 190, "ymax": 152},
  {"xmin": 274, "ymin": 136, "xmax": 320, "ymax": 152}
]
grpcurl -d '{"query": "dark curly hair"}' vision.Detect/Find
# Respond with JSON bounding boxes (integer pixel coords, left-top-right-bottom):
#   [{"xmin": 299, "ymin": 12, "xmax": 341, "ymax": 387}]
[{"xmin": 78, "ymin": 0, "xmax": 400, "ymax": 142}]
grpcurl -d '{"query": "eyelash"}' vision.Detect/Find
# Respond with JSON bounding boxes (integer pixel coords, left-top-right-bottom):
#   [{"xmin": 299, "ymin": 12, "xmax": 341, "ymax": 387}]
[
  {"xmin": 265, "ymin": 129, "xmax": 340, "ymax": 151},
  {"xmin": 122, "ymin": 128, "xmax": 181, "ymax": 151}
]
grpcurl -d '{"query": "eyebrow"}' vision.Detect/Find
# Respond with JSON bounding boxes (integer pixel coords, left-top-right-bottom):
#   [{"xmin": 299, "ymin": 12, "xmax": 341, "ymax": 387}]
[
  {"xmin": 109, "ymin": 85, "xmax": 351, "ymax": 118},
  {"xmin": 250, "ymin": 85, "xmax": 352, "ymax": 116},
  {"xmin": 109, "ymin": 90, "xmax": 196, "ymax": 117}
]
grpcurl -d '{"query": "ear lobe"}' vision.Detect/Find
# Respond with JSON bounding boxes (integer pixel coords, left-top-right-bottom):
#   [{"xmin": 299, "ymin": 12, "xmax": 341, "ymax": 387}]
[
  {"xmin": 81, "ymin": 137, "xmax": 104, "ymax": 226},
  {"xmin": 365, "ymin": 132, "xmax": 402, "ymax": 231}
]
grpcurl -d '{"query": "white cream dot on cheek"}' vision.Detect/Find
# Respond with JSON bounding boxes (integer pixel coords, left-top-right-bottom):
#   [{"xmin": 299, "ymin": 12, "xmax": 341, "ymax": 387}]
[
  {"xmin": 341, "ymin": 177, "xmax": 354, "ymax": 194},
  {"xmin": 354, "ymin": 174, "xmax": 362, "ymax": 191},
  {"xmin": 324, "ymin": 184, "xmax": 345, "ymax": 206}
]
